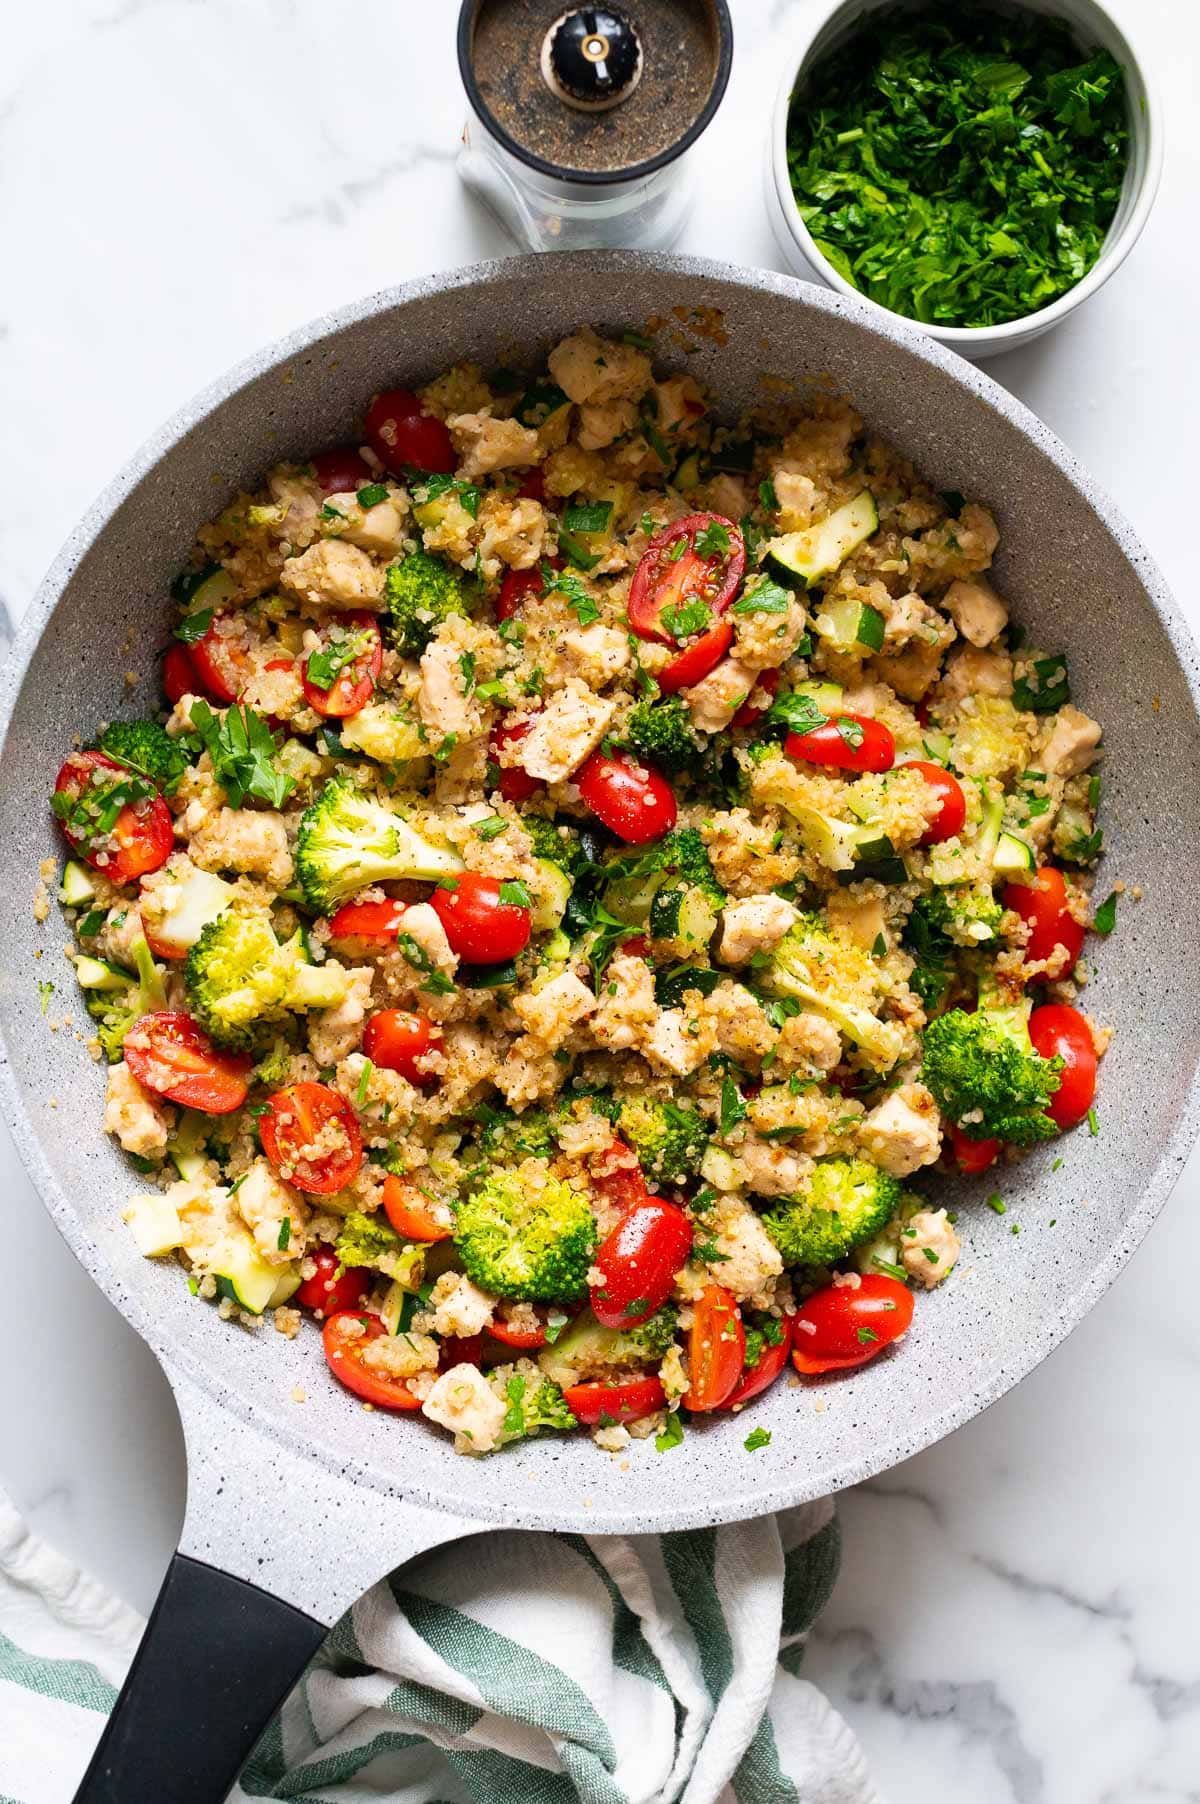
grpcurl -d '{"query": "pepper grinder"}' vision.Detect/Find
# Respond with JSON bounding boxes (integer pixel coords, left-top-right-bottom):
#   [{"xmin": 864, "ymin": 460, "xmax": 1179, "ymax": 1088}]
[{"xmin": 457, "ymin": 0, "xmax": 733, "ymax": 253}]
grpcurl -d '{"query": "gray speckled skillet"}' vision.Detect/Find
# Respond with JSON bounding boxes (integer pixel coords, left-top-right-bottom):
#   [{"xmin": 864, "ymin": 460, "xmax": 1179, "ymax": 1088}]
[{"xmin": 2, "ymin": 252, "xmax": 1198, "ymax": 1801}]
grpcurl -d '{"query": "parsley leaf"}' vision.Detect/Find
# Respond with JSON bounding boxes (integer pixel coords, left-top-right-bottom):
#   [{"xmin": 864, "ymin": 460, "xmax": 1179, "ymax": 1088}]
[
  {"xmin": 563, "ymin": 500, "xmax": 613, "ymax": 535},
  {"xmin": 1091, "ymin": 890, "xmax": 1118, "ymax": 936},
  {"xmin": 356, "ymin": 483, "xmax": 389, "ymax": 508},
  {"xmin": 744, "ymin": 1426, "xmax": 772, "ymax": 1452},
  {"xmin": 174, "ymin": 609, "xmax": 214, "ymax": 645},
  {"xmin": 766, "ymin": 690, "xmax": 828, "ymax": 736},
  {"xmin": 1013, "ymin": 655, "xmax": 1071, "ymax": 714},
  {"xmin": 655, "ymin": 1411, "xmax": 685, "ymax": 1452},
  {"xmin": 541, "ymin": 563, "xmax": 601, "ymax": 626},
  {"xmin": 184, "ymin": 700, "xmax": 294, "ymax": 809},
  {"xmin": 732, "ymin": 576, "xmax": 791, "ymax": 616},
  {"xmin": 305, "ymin": 624, "xmax": 372, "ymax": 693},
  {"xmin": 410, "ymin": 472, "xmax": 480, "ymax": 519},
  {"xmin": 661, "ymin": 598, "xmax": 711, "ymax": 642},
  {"xmin": 694, "ymin": 520, "xmax": 731, "ymax": 561},
  {"xmin": 720, "ymin": 1077, "xmax": 747, "ymax": 1134},
  {"xmin": 498, "ymin": 880, "xmax": 532, "ymax": 909}
]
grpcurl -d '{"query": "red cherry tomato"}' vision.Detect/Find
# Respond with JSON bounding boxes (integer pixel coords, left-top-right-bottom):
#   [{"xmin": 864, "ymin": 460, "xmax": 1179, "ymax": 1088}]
[
  {"xmin": 563, "ymin": 1376, "xmax": 666, "ymax": 1427},
  {"xmin": 430, "ymin": 872, "xmax": 532, "ymax": 964},
  {"xmin": 53, "ymin": 750, "xmax": 174, "ymax": 882},
  {"xmin": 363, "ymin": 1009, "xmax": 442, "ymax": 1085},
  {"xmin": 327, "ymin": 897, "xmax": 407, "ymax": 949},
  {"xmin": 1003, "ymin": 866, "xmax": 1085, "ymax": 972},
  {"xmin": 947, "ymin": 1121, "xmax": 1000, "ymax": 1174},
  {"xmin": 381, "ymin": 1171, "xmax": 452, "ymax": 1242},
  {"xmin": 486, "ymin": 1304, "xmax": 556, "ymax": 1350},
  {"xmin": 260, "ymin": 1082, "xmax": 363, "ymax": 1195},
  {"xmin": 1028, "ymin": 1003, "xmax": 1097, "ymax": 1131},
  {"xmin": 440, "ymin": 1333, "xmax": 485, "ymax": 1370},
  {"xmin": 312, "ymin": 447, "xmax": 372, "ymax": 494},
  {"xmin": 901, "ymin": 760, "xmax": 967, "ymax": 844},
  {"xmin": 364, "ymin": 389, "xmax": 455, "ymax": 476},
  {"xmin": 731, "ymin": 667, "xmax": 781, "ymax": 729},
  {"xmin": 323, "ymin": 1311, "xmax": 421, "ymax": 1410},
  {"xmin": 497, "ymin": 566, "xmax": 544, "ymax": 622},
  {"xmin": 592, "ymin": 1140, "xmax": 651, "ymax": 1214},
  {"xmin": 123, "ymin": 1012, "xmax": 252, "ymax": 1114},
  {"xmin": 590, "ymin": 1198, "xmax": 693, "ymax": 1330},
  {"xmin": 721, "ymin": 1313, "xmax": 796, "ymax": 1410},
  {"xmin": 188, "ymin": 615, "xmax": 250, "ymax": 704},
  {"xmin": 791, "ymin": 1275, "xmax": 914, "ymax": 1376},
  {"xmin": 296, "ymin": 1247, "xmax": 371, "ymax": 1314},
  {"xmin": 657, "ymin": 619, "xmax": 735, "ymax": 695},
  {"xmin": 163, "ymin": 642, "xmax": 198, "ymax": 704},
  {"xmin": 300, "ymin": 612, "xmax": 383, "ymax": 719},
  {"xmin": 620, "ymin": 935, "xmax": 651, "ymax": 960},
  {"xmin": 577, "ymin": 751, "xmax": 677, "ymax": 845},
  {"xmin": 489, "ymin": 717, "xmax": 544, "ymax": 803},
  {"xmin": 684, "ymin": 1285, "xmax": 746, "ymax": 1412},
  {"xmin": 516, "ymin": 468, "xmax": 545, "ymax": 504},
  {"xmin": 785, "ymin": 714, "xmax": 895, "ymax": 774},
  {"xmin": 627, "ymin": 513, "xmax": 745, "ymax": 645}
]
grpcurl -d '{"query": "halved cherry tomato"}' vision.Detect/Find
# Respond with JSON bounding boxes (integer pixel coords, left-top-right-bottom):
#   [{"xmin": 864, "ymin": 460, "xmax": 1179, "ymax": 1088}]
[
  {"xmin": 1002, "ymin": 866, "xmax": 1085, "ymax": 972},
  {"xmin": 791, "ymin": 1274, "xmax": 914, "ymax": 1376},
  {"xmin": 786, "ymin": 714, "xmax": 895, "ymax": 774},
  {"xmin": 124, "ymin": 1012, "xmax": 252, "ymax": 1114},
  {"xmin": 300, "ymin": 612, "xmax": 383, "ymax": 719},
  {"xmin": 189, "ymin": 614, "xmax": 250, "ymax": 704},
  {"xmin": 489, "ymin": 717, "xmax": 544, "ymax": 803},
  {"xmin": 627, "ymin": 513, "xmax": 745, "ymax": 645},
  {"xmin": 901, "ymin": 760, "xmax": 967, "ymax": 844},
  {"xmin": 577, "ymin": 750, "xmax": 677, "ymax": 844},
  {"xmin": 496, "ymin": 566, "xmax": 544, "ymax": 622},
  {"xmin": 516, "ymin": 468, "xmax": 545, "ymax": 504},
  {"xmin": 590, "ymin": 1198, "xmax": 693, "ymax": 1330},
  {"xmin": 260, "ymin": 1082, "xmax": 363, "ymax": 1195},
  {"xmin": 441, "ymin": 1333, "xmax": 484, "ymax": 1370},
  {"xmin": 312, "ymin": 447, "xmax": 372, "ymax": 494},
  {"xmin": 1029, "ymin": 1003, "xmax": 1097, "ymax": 1131},
  {"xmin": 364, "ymin": 389, "xmax": 455, "ymax": 476},
  {"xmin": 363, "ymin": 1009, "xmax": 442, "ymax": 1085},
  {"xmin": 323, "ymin": 1311, "xmax": 421, "ymax": 1409},
  {"xmin": 657, "ymin": 619, "xmax": 734, "ymax": 695},
  {"xmin": 563, "ymin": 1376, "xmax": 666, "ymax": 1427},
  {"xmin": 620, "ymin": 936, "xmax": 651, "ymax": 960},
  {"xmin": 381, "ymin": 1171, "xmax": 452, "ymax": 1242},
  {"xmin": 592, "ymin": 1140, "xmax": 650, "ymax": 1214},
  {"xmin": 163, "ymin": 642, "xmax": 198, "ymax": 704},
  {"xmin": 731, "ymin": 667, "xmax": 781, "ymax": 730},
  {"xmin": 721, "ymin": 1313, "xmax": 796, "ymax": 1410},
  {"xmin": 947, "ymin": 1121, "xmax": 1000, "ymax": 1174},
  {"xmin": 430, "ymin": 872, "xmax": 531, "ymax": 964},
  {"xmin": 327, "ymin": 896, "xmax": 407, "ymax": 949},
  {"xmin": 684, "ymin": 1285, "xmax": 745, "ymax": 1412},
  {"xmin": 486, "ymin": 1304, "xmax": 556, "ymax": 1350},
  {"xmin": 53, "ymin": 751, "xmax": 174, "ymax": 882},
  {"xmin": 296, "ymin": 1247, "xmax": 370, "ymax": 1314}
]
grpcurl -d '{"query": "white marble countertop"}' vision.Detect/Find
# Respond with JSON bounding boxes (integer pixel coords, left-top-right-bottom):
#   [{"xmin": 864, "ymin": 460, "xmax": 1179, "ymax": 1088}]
[{"xmin": 2, "ymin": 1, "xmax": 1198, "ymax": 1796}]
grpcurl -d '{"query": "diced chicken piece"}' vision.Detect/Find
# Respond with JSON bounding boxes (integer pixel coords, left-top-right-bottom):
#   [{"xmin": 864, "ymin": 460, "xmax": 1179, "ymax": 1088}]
[
  {"xmin": 280, "ymin": 540, "xmax": 385, "ymax": 612},
  {"xmin": 718, "ymin": 894, "xmax": 799, "ymax": 965},
  {"xmin": 772, "ymin": 469, "xmax": 819, "ymax": 527},
  {"xmin": 393, "ymin": 903, "xmax": 458, "ymax": 981},
  {"xmin": 448, "ymin": 409, "xmax": 540, "ymax": 480},
  {"xmin": 882, "ymin": 592, "xmax": 955, "ymax": 656},
  {"xmin": 561, "ymin": 622, "xmax": 630, "ymax": 687},
  {"xmin": 1040, "ymin": 704, "xmax": 1102, "ymax": 778},
  {"xmin": 871, "ymin": 636, "xmax": 945, "ymax": 703},
  {"xmin": 419, "ymin": 632, "xmax": 485, "ymax": 743},
  {"xmin": 685, "ymin": 657, "xmax": 758, "ymax": 734},
  {"xmin": 576, "ymin": 397, "xmax": 637, "ymax": 451},
  {"xmin": 705, "ymin": 981, "xmax": 777, "ymax": 1064},
  {"xmin": 331, "ymin": 495, "xmax": 407, "ymax": 558},
  {"xmin": 653, "ymin": 374, "xmax": 706, "ymax": 440},
  {"xmin": 477, "ymin": 495, "xmax": 548, "ymax": 574},
  {"xmin": 733, "ymin": 591, "xmax": 809, "ymax": 671},
  {"xmin": 588, "ymin": 953, "xmax": 658, "ymax": 1052},
  {"xmin": 235, "ymin": 1160, "xmax": 309, "ymax": 1264},
  {"xmin": 512, "ymin": 970, "xmax": 596, "ymax": 1049},
  {"xmin": 935, "ymin": 643, "xmax": 1014, "ymax": 710},
  {"xmin": 307, "ymin": 967, "xmax": 375, "ymax": 1067},
  {"xmin": 735, "ymin": 1130, "xmax": 813, "ymax": 1199},
  {"xmin": 190, "ymin": 809, "xmax": 293, "ymax": 889},
  {"xmin": 706, "ymin": 473, "xmax": 749, "ymax": 520},
  {"xmin": 517, "ymin": 680, "xmax": 615, "ymax": 783},
  {"xmin": 901, "ymin": 1208, "xmax": 960, "ymax": 1288},
  {"xmin": 267, "ymin": 468, "xmax": 322, "ymax": 535},
  {"xmin": 422, "ymin": 1363, "xmax": 508, "ymax": 1454},
  {"xmin": 104, "ymin": 1062, "xmax": 171, "ymax": 1159},
  {"xmin": 428, "ymin": 1272, "xmax": 496, "ymax": 1338},
  {"xmin": 775, "ymin": 1012, "xmax": 842, "ymax": 1075},
  {"xmin": 643, "ymin": 1006, "xmax": 718, "ymax": 1077},
  {"xmin": 493, "ymin": 1040, "xmax": 566, "ymax": 1108},
  {"xmin": 826, "ymin": 890, "xmax": 887, "ymax": 952},
  {"xmin": 704, "ymin": 1193, "xmax": 784, "ymax": 1306},
  {"xmin": 858, "ymin": 1083, "xmax": 942, "ymax": 1178},
  {"xmin": 943, "ymin": 577, "xmax": 1008, "ymax": 648},
  {"xmin": 360, "ymin": 1331, "xmax": 440, "ymax": 1380},
  {"xmin": 548, "ymin": 327, "xmax": 652, "ymax": 405}
]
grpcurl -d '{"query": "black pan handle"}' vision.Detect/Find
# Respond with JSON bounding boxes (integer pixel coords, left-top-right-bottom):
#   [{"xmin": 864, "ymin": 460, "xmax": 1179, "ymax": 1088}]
[{"xmin": 73, "ymin": 1552, "xmax": 326, "ymax": 1803}]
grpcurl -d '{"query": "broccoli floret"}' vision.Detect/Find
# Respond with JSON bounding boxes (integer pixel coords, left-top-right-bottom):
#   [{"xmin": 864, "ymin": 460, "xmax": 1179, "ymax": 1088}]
[
  {"xmin": 453, "ymin": 1163, "xmax": 597, "ymax": 1301},
  {"xmin": 499, "ymin": 1370, "xmax": 578, "ymax": 1440},
  {"xmin": 295, "ymin": 776, "xmax": 464, "ymax": 914},
  {"xmin": 382, "ymin": 551, "xmax": 472, "ymax": 656},
  {"xmin": 920, "ymin": 884, "xmax": 1003, "ymax": 949},
  {"xmin": 538, "ymin": 1303, "xmax": 678, "ymax": 1387},
  {"xmin": 903, "ymin": 901, "xmax": 954, "ymax": 1012},
  {"xmin": 921, "ymin": 978, "xmax": 1062, "ymax": 1146},
  {"xmin": 625, "ymin": 696, "xmax": 704, "ymax": 776},
  {"xmin": 253, "ymin": 1033, "xmax": 299, "ymax": 1088},
  {"xmin": 763, "ymin": 1157, "xmax": 901, "ymax": 1267},
  {"xmin": 766, "ymin": 917, "xmax": 906, "ymax": 1071},
  {"xmin": 656, "ymin": 827, "xmax": 724, "ymax": 898},
  {"xmin": 98, "ymin": 720, "xmax": 192, "ymax": 793},
  {"xmin": 84, "ymin": 934, "xmax": 167, "ymax": 1062},
  {"xmin": 1052, "ymin": 776, "xmax": 1103, "ymax": 866},
  {"xmin": 617, "ymin": 1096, "xmax": 708, "ymax": 1185},
  {"xmin": 461, "ymin": 1104, "xmax": 556, "ymax": 1183},
  {"xmin": 334, "ymin": 1211, "xmax": 426, "ymax": 1285},
  {"xmin": 522, "ymin": 814, "xmax": 587, "ymax": 877},
  {"xmin": 748, "ymin": 751, "xmax": 885, "ymax": 874},
  {"xmin": 184, "ymin": 911, "xmax": 350, "ymax": 1051}
]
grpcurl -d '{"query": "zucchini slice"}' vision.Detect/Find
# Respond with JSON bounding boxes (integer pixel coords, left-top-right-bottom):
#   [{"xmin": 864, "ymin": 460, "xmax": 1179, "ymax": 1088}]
[
  {"xmin": 813, "ymin": 593, "xmax": 886, "ymax": 655},
  {"xmin": 124, "ymin": 1194, "xmax": 184, "ymax": 1258},
  {"xmin": 765, "ymin": 491, "xmax": 879, "ymax": 589},
  {"xmin": 59, "ymin": 860, "xmax": 97, "ymax": 907},
  {"xmin": 74, "ymin": 955, "xmax": 133, "ymax": 993},
  {"xmin": 530, "ymin": 858, "xmax": 573, "ymax": 933},
  {"xmin": 211, "ymin": 1228, "xmax": 297, "ymax": 1315},
  {"xmin": 648, "ymin": 883, "xmax": 720, "ymax": 956},
  {"xmin": 994, "ymin": 831, "xmax": 1036, "ymax": 876}
]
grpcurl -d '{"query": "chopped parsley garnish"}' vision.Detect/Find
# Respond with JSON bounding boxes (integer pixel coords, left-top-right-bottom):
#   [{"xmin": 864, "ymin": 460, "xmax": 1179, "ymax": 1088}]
[
  {"xmin": 655, "ymin": 1411, "xmax": 685, "ymax": 1452},
  {"xmin": 475, "ymin": 815, "xmax": 507, "ymax": 842},
  {"xmin": 410, "ymin": 472, "xmax": 480, "ymax": 519},
  {"xmin": 174, "ymin": 609, "xmax": 214, "ymax": 644},
  {"xmin": 541, "ymin": 563, "xmax": 601, "ymax": 626},
  {"xmin": 37, "ymin": 980, "xmax": 54, "ymax": 1015},
  {"xmin": 766, "ymin": 689, "xmax": 828, "ymax": 737},
  {"xmin": 759, "ymin": 478, "xmax": 779, "ymax": 513},
  {"xmin": 835, "ymin": 716, "xmax": 865, "ymax": 751},
  {"xmin": 987, "ymin": 1194, "xmax": 1007, "ymax": 1214},
  {"xmin": 1087, "ymin": 1106, "xmax": 1099, "ymax": 1137},
  {"xmin": 356, "ymin": 483, "xmax": 389, "ymax": 508},
  {"xmin": 744, "ymin": 1426, "xmax": 772, "ymax": 1452},
  {"xmin": 694, "ymin": 520, "xmax": 731, "ymax": 561},
  {"xmin": 1013, "ymin": 655, "xmax": 1071, "ymax": 714},
  {"xmin": 563, "ymin": 500, "xmax": 613, "ymax": 535},
  {"xmin": 856, "ymin": 1326, "xmax": 879, "ymax": 1345},
  {"xmin": 732, "ymin": 576, "xmax": 791, "ymax": 616},
  {"xmin": 1092, "ymin": 890, "xmax": 1118, "ymax": 936},
  {"xmin": 661, "ymin": 598, "xmax": 711, "ymax": 642},
  {"xmin": 355, "ymin": 1060, "xmax": 374, "ymax": 1107},
  {"xmin": 720, "ymin": 1076, "xmax": 747, "ymax": 1134},
  {"xmin": 277, "ymin": 1217, "xmax": 292, "ymax": 1251},
  {"xmin": 182, "ymin": 701, "xmax": 294, "ymax": 809},
  {"xmin": 498, "ymin": 879, "xmax": 532, "ymax": 909},
  {"xmin": 305, "ymin": 625, "xmax": 371, "ymax": 693}
]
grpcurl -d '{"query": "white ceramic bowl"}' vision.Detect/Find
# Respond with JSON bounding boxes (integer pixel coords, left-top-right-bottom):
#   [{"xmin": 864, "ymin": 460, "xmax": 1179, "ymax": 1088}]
[{"xmin": 765, "ymin": 0, "xmax": 1163, "ymax": 359}]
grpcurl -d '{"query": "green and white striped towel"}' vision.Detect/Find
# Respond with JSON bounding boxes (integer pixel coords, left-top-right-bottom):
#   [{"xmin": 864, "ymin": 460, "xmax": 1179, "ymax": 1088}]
[{"xmin": 0, "ymin": 1485, "xmax": 878, "ymax": 1803}]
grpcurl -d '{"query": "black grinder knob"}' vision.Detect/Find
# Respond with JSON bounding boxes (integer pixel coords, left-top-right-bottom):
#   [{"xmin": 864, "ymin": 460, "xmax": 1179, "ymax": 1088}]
[{"xmin": 543, "ymin": 7, "xmax": 643, "ymax": 110}]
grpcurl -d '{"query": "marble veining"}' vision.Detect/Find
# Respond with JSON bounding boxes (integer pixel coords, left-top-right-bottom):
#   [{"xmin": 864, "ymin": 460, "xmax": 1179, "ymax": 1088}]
[{"xmin": 2, "ymin": 2, "xmax": 1199, "ymax": 1798}]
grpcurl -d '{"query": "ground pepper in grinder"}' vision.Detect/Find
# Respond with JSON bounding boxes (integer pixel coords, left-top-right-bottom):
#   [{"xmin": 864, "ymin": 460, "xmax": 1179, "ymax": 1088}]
[{"xmin": 457, "ymin": 0, "xmax": 732, "ymax": 251}]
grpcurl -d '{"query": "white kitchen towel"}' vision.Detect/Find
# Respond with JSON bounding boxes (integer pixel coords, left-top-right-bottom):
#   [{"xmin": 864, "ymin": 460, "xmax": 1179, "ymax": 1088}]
[{"xmin": 0, "ymin": 1485, "xmax": 878, "ymax": 1804}]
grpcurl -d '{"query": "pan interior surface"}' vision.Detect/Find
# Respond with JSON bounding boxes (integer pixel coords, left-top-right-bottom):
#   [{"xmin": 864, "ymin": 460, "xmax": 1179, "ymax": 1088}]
[{"xmin": 2, "ymin": 255, "xmax": 1196, "ymax": 1535}]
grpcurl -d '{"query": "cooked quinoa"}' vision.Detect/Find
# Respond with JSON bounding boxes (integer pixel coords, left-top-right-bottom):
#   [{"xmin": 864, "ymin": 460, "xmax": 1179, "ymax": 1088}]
[{"xmin": 51, "ymin": 325, "xmax": 1108, "ymax": 1457}]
